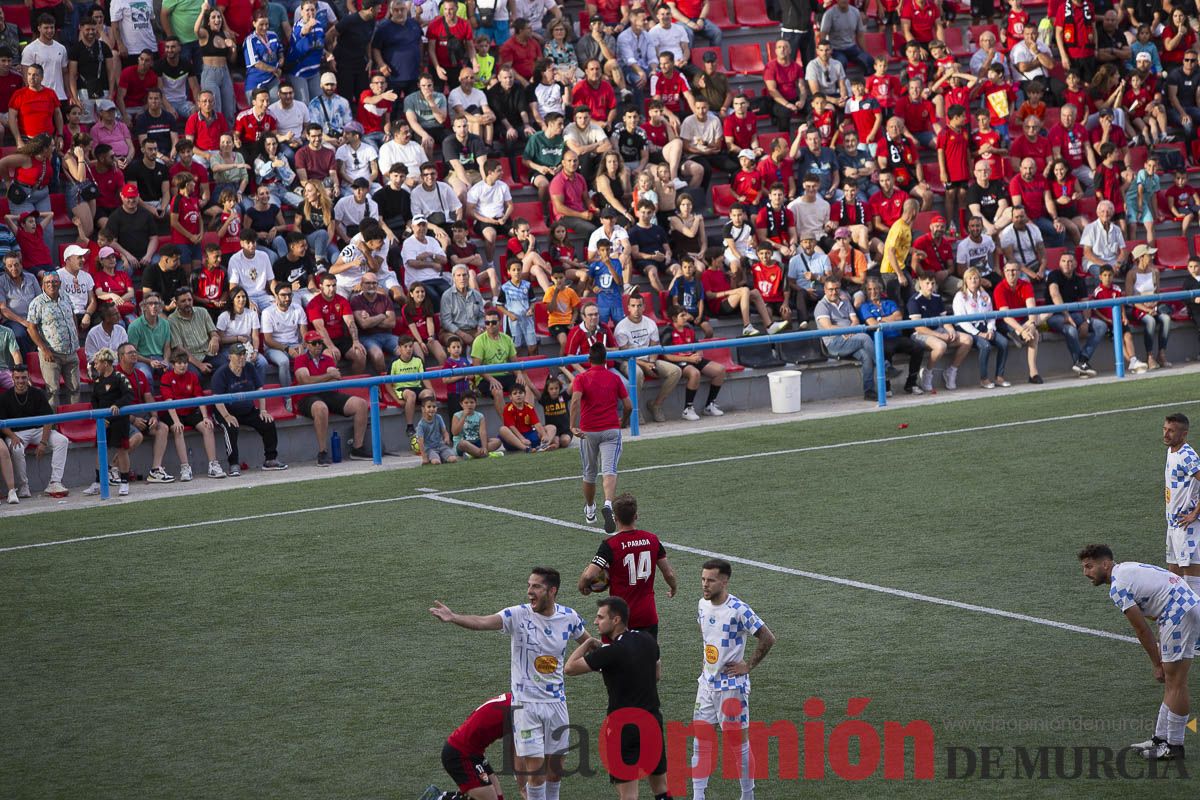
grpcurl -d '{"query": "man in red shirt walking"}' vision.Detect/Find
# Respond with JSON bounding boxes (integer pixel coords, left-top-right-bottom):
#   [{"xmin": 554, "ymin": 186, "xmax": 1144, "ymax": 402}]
[
  {"xmin": 578, "ymin": 492, "xmax": 678, "ymax": 639},
  {"xmin": 570, "ymin": 342, "xmax": 632, "ymax": 533}
]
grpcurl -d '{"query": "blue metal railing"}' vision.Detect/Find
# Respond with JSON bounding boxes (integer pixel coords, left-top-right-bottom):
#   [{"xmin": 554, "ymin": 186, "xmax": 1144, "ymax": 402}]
[{"xmin": 5, "ymin": 289, "xmax": 1197, "ymax": 500}]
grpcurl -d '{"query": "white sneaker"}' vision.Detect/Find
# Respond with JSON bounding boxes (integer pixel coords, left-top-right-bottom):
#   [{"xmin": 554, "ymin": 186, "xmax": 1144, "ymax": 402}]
[
  {"xmin": 1131, "ymin": 736, "xmax": 1163, "ymax": 752},
  {"xmin": 703, "ymin": 402, "xmax": 725, "ymax": 417},
  {"xmin": 208, "ymin": 460, "xmax": 227, "ymax": 479},
  {"xmin": 767, "ymin": 320, "xmax": 789, "ymax": 334},
  {"xmin": 682, "ymin": 405, "xmax": 700, "ymax": 421},
  {"xmin": 118, "ymin": 481, "xmax": 130, "ymax": 496},
  {"xmin": 1129, "ymin": 357, "xmax": 1149, "ymax": 374},
  {"xmin": 17, "ymin": 483, "xmax": 30, "ymax": 498},
  {"xmin": 147, "ymin": 466, "xmax": 175, "ymax": 483},
  {"xmin": 83, "ymin": 482, "xmax": 100, "ymax": 496},
  {"xmin": 944, "ymin": 366, "xmax": 958, "ymax": 390},
  {"xmin": 584, "ymin": 504, "xmax": 597, "ymax": 524},
  {"xmin": 108, "ymin": 466, "xmax": 121, "ymax": 484},
  {"xmin": 44, "ymin": 482, "xmax": 68, "ymax": 498},
  {"xmin": 919, "ymin": 367, "xmax": 934, "ymax": 393},
  {"xmin": 180, "ymin": 464, "xmax": 193, "ymax": 482},
  {"xmin": 671, "ymin": 178, "xmax": 688, "ymax": 190},
  {"xmin": 6, "ymin": 488, "xmax": 17, "ymax": 504},
  {"xmin": 742, "ymin": 324, "xmax": 761, "ymax": 336}
]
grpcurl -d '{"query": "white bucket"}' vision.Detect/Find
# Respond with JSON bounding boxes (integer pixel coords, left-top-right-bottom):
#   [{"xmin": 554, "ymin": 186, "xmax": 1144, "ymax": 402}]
[{"xmin": 767, "ymin": 369, "xmax": 803, "ymax": 414}]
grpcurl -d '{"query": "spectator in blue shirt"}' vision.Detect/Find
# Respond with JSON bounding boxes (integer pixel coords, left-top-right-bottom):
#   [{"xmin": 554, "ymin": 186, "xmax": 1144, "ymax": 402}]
[
  {"xmin": 242, "ymin": 11, "xmax": 284, "ymax": 104},
  {"xmin": 906, "ymin": 273, "xmax": 972, "ymax": 392},
  {"xmin": 211, "ymin": 343, "xmax": 289, "ymax": 474},
  {"xmin": 289, "ymin": 0, "xmax": 327, "ymax": 103},
  {"xmin": 584, "ymin": 239, "xmax": 625, "ymax": 326},
  {"xmin": 372, "ymin": 0, "xmax": 424, "ymax": 95},
  {"xmin": 858, "ymin": 277, "xmax": 925, "ymax": 395}
]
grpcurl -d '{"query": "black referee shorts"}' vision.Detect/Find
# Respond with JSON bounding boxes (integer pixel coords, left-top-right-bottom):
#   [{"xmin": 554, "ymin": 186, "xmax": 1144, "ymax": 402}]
[{"xmin": 608, "ymin": 709, "xmax": 667, "ymax": 783}]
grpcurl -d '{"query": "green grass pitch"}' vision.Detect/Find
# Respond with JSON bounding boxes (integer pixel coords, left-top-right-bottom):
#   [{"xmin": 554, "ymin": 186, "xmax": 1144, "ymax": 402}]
[{"xmin": 3, "ymin": 375, "xmax": 1200, "ymax": 798}]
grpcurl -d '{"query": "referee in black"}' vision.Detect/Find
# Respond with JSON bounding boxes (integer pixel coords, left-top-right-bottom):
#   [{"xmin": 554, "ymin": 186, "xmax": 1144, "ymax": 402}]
[{"xmin": 565, "ymin": 597, "xmax": 672, "ymax": 800}]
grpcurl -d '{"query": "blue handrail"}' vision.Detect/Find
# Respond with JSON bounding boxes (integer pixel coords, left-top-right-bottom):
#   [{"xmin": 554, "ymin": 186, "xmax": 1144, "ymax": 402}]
[{"xmin": 6, "ymin": 288, "xmax": 1197, "ymax": 499}]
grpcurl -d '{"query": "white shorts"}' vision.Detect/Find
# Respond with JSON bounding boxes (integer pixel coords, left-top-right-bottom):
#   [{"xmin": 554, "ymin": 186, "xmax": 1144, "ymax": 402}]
[
  {"xmin": 693, "ymin": 682, "xmax": 749, "ymax": 729},
  {"xmin": 511, "ymin": 700, "xmax": 571, "ymax": 757},
  {"xmin": 1159, "ymin": 606, "xmax": 1200, "ymax": 663},
  {"xmin": 1165, "ymin": 524, "xmax": 1200, "ymax": 566}
]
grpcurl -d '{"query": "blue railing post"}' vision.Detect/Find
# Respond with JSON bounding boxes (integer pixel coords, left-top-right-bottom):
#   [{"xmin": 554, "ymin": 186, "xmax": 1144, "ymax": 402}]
[
  {"xmin": 1113, "ymin": 310, "xmax": 1126, "ymax": 378},
  {"xmin": 626, "ymin": 356, "xmax": 640, "ymax": 436},
  {"xmin": 96, "ymin": 418, "xmax": 109, "ymax": 500},
  {"xmin": 369, "ymin": 385, "xmax": 382, "ymax": 464},
  {"xmin": 874, "ymin": 327, "xmax": 887, "ymax": 407}
]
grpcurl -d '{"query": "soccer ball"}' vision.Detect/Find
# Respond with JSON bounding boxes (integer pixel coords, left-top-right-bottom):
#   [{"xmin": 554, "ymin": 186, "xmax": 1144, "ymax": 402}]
[{"xmin": 590, "ymin": 569, "xmax": 609, "ymax": 593}]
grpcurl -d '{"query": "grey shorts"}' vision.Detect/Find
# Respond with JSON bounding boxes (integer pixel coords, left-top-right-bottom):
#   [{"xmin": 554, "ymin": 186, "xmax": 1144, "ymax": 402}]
[{"xmin": 580, "ymin": 429, "xmax": 621, "ymax": 483}]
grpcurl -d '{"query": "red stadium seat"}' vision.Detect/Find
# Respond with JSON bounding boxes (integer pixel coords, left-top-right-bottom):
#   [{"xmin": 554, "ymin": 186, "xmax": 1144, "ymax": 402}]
[
  {"xmin": 77, "ymin": 349, "xmax": 91, "ymax": 385},
  {"xmin": 702, "ymin": 340, "xmax": 746, "ymax": 373},
  {"xmin": 756, "ymin": 131, "xmax": 790, "ymax": 153},
  {"xmin": 233, "ymin": 81, "xmax": 249, "ymax": 111},
  {"xmin": 638, "ymin": 291, "xmax": 663, "ymax": 323},
  {"xmin": 969, "ymin": 24, "xmax": 1001, "ymax": 44},
  {"xmin": 728, "ymin": 44, "xmax": 766, "ymax": 76},
  {"xmin": 511, "ymin": 201, "xmax": 549, "ymax": 237},
  {"xmin": 1074, "ymin": 195, "xmax": 1098, "ymax": 220},
  {"xmin": 2, "ymin": 5, "xmax": 30, "ymax": 35},
  {"xmin": 496, "ymin": 157, "xmax": 527, "ymax": 187},
  {"xmin": 711, "ymin": 185, "xmax": 736, "ymax": 216},
  {"xmin": 261, "ymin": 385, "xmax": 297, "ymax": 421},
  {"xmin": 944, "ymin": 27, "xmax": 969, "ymax": 59},
  {"xmin": 920, "ymin": 162, "xmax": 945, "ymax": 194},
  {"xmin": 427, "ymin": 377, "xmax": 450, "ymax": 402},
  {"xmin": 691, "ymin": 47, "xmax": 725, "ymax": 71},
  {"xmin": 734, "ymin": 0, "xmax": 775, "ymax": 27},
  {"xmin": 707, "ymin": 0, "xmax": 737, "ymax": 30},
  {"xmin": 49, "ymin": 193, "xmax": 73, "ymax": 231},
  {"xmin": 1128, "ymin": 146, "xmax": 1149, "ymax": 172},
  {"xmin": 23, "ymin": 351, "xmax": 47, "ymax": 388},
  {"xmin": 533, "ymin": 301, "xmax": 550, "ymax": 336},
  {"xmin": 56, "ymin": 403, "xmax": 97, "ymax": 444},
  {"xmin": 336, "ymin": 375, "xmax": 373, "ymax": 403},
  {"xmin": 1156, "ymin": 236, "xmax": 1192, "ymax": 269},
  {"xmin": 914, "ymin": 210, "xmax": 940, "ymax": 232},
  {"xmin": 517, "ymin": 356, "xmax": 549, "ymax": 393}
]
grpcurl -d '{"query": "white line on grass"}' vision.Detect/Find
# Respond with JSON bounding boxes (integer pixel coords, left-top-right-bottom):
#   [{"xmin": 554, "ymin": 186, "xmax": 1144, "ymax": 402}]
[
  {"xmin": 0, "ymin": 494, "xmax": 429, "ymax": 553},
  {"xmin": 1, "ymin": 399, "xmax": 1189, "ymax": 555},
  {"xmin": 422, "ymin": 493, "xmax": 1139, "ymax": 645}
]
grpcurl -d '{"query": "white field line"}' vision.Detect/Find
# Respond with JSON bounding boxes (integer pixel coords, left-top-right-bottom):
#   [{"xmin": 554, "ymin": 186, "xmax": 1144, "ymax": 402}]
[
  {"xmin": 0, "ymin": 399, "xmax": 1189, "ymax": 556},
  {"xmin": 422, "ymin": 493, "xmax": 1139, "ymax": 645}
]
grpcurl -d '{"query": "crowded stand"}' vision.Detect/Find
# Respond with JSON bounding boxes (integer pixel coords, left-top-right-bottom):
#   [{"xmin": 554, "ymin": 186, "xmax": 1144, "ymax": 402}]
[{"xmin": 0, "ymin": 0, "xmax": 1199, "ymax": 498}]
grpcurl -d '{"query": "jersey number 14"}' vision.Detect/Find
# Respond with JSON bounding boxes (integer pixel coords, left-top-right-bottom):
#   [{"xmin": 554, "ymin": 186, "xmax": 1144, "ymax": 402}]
[{"xmin": 623, "ymin": 550, "xmax": 652, "ymax": 585}]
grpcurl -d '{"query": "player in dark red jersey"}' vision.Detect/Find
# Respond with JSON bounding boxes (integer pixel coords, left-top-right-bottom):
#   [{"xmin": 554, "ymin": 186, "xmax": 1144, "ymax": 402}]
[
  {"xmin": 441, "ymin": 692, "xmax": 512, "ymax": 799},
  {"xmin": 578, "ymin": 493, "xmax": 678, "ymax": 639}
]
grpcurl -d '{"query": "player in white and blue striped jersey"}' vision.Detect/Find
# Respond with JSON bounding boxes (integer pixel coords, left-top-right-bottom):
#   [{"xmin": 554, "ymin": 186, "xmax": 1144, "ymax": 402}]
[
  {"xmin": 430, "ymin": 567, "xmax": 590, "ymax": 800},
  {"xmin": 692, "ymin": 558, "xmax": 776, "ymax": 800},
  {"xmin": 1080, "ymin": 544, "xmax": 1200, "ymax": 762},
  {"xmin": 1163, "ymin": 414, "xmax": 1200, "ymax": 594}
]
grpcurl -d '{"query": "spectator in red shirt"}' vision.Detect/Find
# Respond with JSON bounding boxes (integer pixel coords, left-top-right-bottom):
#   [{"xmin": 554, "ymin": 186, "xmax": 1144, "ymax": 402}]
[
  {"xmin": 1008, "ymin": 114, "xmax": 1051, "ymax": 177},
  {"xmin": 159, "ymin": 347, "xmax": 225, "ymax": 481},
  {"xmin": 1008, "ymin": 156, "xmax": 1065, "ymax": 245},
  {"xmin": 9, "ymin": 63, "xmax": 61, "ymax": 143},
  {"xmin": 867, "ymin": 169, "xmax": 910, "ymax": 238},
  {"xmin": 660, "ymin": 305, "xmax": 726, "ymax": 420},
  {"xmin": 233, "ymin": 86, "xmax": 278, "ymax": 160},
  {"xmin": 305, "ymin": 272, "xmax": 367, "ymax": 372},
  {"xmin": 912, "ymin": 213, "xmax": 957, "ymax": 289},
  {"xmin": 293, "ymin": 331, "xmax": 371, "ymax": 466},
  {"xmin": 1046, "ymin": 102, "xmax": 1096, "ymax": 192},
  {"xmin": 1055, "ymin": 0, "xmax": 1095, "ymax": 75},
  {"xmin": 499, "ymin": 382, "xmax": 557, "ymax": 452},
  {"xmin": 900, "ymin": 0, "xmax": 943, "ymax": 44},
  {"xmin": 184, "ymin": 91, "xmax": 230, "ymax": 160},
  {"xmin": 116, "ymin": 49, "xmax": 158, "ymax": 125},
  {"xmin": 763, "ymin": 39, "xmax": 808, "ymax": 134},
  {"xmin": 498, "ymin": 19, "xmax": 541, "ymax": 84},
  {"xmin": 992, "ymin": 260, "xmax": 1044, "ymax": 382},
  {"xmin": 571, "ymin": 59, "xmax": 618, "ymax": 128},
  {"xmin": 426, "ymin": 0, "xmax": 475, "ymax": 90},
  {"xmin": 549, "ymin": 150, "xmax": 599, "ymax": 235}
]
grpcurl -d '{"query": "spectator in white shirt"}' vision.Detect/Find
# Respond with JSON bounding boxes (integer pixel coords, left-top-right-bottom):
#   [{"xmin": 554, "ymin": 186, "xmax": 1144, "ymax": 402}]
[
  {"xmin": 227, "ymin": 229, "xmax": 276, "ymax": 310},
  {"xmin": 448, "ymin": 67, "xmax": 496, "ymax": 142},
  {"xmin": 401, "ymin": 216, "xmax": 451, "ymax": 300},
  {"xmin": 333, "ymin": 178, "xmax": 381, "ymax": 240},
  {"xmin": 267, "ymin": 82, "xmax": 310, "ymax": 154},
  {"xmin": 378, "ymin": 121, "xmax": 427, "ymax": 188},
  {"xmin": 260, "ymin": 284, "xmax": 308, "ymax": 386},
  {"xmin": 336, "ymin": 122, "xmax": 381, "ymax": 192},
  {"xmin": 465, "ymin": 160, "xmax": 513, "ymax": 272},
  {"xmin": 646, "ymin": 4, "xmax": 689, "ymax": 64}
]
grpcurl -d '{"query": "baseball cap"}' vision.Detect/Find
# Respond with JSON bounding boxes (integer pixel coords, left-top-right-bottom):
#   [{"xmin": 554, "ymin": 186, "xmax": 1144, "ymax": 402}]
[
  {"xmin": 1136, "ymin": 51, "xmax": 1152, "ymax": 62},
  {"xmin": 95, "ymin": 98, "xmax": 116, "ymax": 112},
  {"xmin": 304, "ymin": 330, "xmax": 324, "ymax": 343},
  {"xmin": 228, "ymin": 343, "xmax": 249, "ymax": 355},
  {"xmin": 799, "ymin": 230, "xmax": 818, "ymax": 241},
  {"xmin": 320, "ymin": 72, "xmax": 337, "ymax": 87},
  {"xmin": 343, "ymin": 121, "xmax": 364, "ymax": 134},
  {"xmin": 120, "ymin": 183, "xmax": 139, "ymax": 199},
  {"xmin": 834, "ymin": 226, "xmax": 851, "ymax": 239},
  {"xmin": 929, "ymin": 214, "xmax": 946, "ymax": 226},
  {"xmin": 412, "ymin": 214, "xmax": 428, "ymax": 225},
  {"xmin": 1132, "ymin": 244, "xmax": 1158, "ymax": 259},
  {"xmin": 63, "ymin": 244, "xmax": 89, "ymax": 259},
  {"xmin": 702, "ymin": 51, "xmax": 718, "ymax": 63},
  {"xmin": 98, "ymin": 246, "xmax": 116, "ymax": 259},
  {"xmin": 738, "ymin": 148, "xmax": 756, "ymax": 161}
]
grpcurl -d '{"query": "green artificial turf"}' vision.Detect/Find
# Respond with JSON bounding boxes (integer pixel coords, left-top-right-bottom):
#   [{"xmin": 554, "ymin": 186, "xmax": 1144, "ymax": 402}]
[{"xmin": 3, "ymin": 376, "xmax": 1200, "ymax": 798}]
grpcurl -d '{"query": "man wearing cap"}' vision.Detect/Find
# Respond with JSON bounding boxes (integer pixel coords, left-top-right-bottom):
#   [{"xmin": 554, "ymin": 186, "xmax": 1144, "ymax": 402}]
[
  {"xmin": 690, "ymin": 52, "xmax": 732, "ymax": 114},
  {"xmin": 402, "ymin": 216, "xmax": 451, "ymax": 301},
  {"xmin": 106, "ymin": 183, "xmax": 160, "ymax": 270},
  {"xmin": 332, "ymin": 0, "xmax": 380, "ymax": 101},
  {"xmin": 0, "ymin": 363, "xmax": 70, "ymax": 497},
  {"xmin": 403, "ymin": 73, "xmax": 450, "ymax": 157},
  {"xmin": 308, "ymin": 72, "xmax": 352, "ymax": 145},
  {"xmin": 335, "ymin": 122, "xmax": 380, "ymax": 195},
  {"xmin": 912, "ymin": 214, "xmax": 958, "ymax": 294},
  {"xmin": 211, "ymin": 342, "xmax": 288, "ymax": 476},
  {"xmin": 786, "ymin": 230, "xmax": 832, "ymax": 325},
  {"xmin": 293, "ymin": 330, "xmax": 371, "ymax": 466},
  {"xmin": 56, "ymin": 244, "xmax": 98, "ymax": 329},
  {"xmin": 90, "ymin": 98, "xmax": 136, "ymax": 165},
  {"xmin": 26, "ymin": 271, "xmax": 81, "ymax": 408}
]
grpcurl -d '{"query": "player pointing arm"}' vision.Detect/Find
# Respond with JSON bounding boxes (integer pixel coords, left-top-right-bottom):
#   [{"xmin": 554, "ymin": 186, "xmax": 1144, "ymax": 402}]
[{"xmin": 429, "ymin": 601, "xmax": 504, "ymax": 630}]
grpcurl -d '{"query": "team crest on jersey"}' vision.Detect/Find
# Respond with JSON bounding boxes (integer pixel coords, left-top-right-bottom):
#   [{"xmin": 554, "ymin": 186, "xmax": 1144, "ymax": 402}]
[
  {"xmin": 544, "ymin": 627, "xmax": 552, "ymax": 635},
  {"xmin": 705, "ymin": 645, "xmax": 719, "ymax": 664},
  {"xmin": 708, "ymin": 616, "xmax": 716, "ymax": 625},
  {"xmin": 534, "ymin": 655, "xmax": 559, "ymax": 674}
]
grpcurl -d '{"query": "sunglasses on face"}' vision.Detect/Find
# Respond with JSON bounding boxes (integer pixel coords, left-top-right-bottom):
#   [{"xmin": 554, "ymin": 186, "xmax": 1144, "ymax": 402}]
[{"xmin": 485, "ymin": 319, "xmax": 500, "ymax": 325}]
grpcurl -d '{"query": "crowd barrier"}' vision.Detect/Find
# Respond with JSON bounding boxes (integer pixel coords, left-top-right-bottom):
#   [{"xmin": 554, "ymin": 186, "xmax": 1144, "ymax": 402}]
[{"xmin": 5, "ymin": 290, "xmax": 1198, "ymax": 500}]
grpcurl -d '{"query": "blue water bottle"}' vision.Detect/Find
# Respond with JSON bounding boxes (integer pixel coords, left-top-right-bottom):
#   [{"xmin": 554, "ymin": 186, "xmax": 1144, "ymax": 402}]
[{"xmin": 331, "ymin": 431, "xmax": 342, "ymax": 463}]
